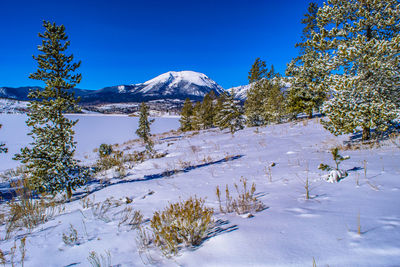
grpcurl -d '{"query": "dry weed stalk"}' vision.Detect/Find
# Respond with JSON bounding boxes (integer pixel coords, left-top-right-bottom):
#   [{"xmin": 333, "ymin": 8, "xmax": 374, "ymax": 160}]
[{"xmin": 216, "ymin": 178, "xmax": 265, "ymax": 215}]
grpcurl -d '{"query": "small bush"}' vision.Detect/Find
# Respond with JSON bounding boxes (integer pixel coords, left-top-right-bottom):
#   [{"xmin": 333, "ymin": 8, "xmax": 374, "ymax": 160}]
[
  {"xmin": 88, "ymin": 250, "xmax": 112, "ymax": 267},
  {"xmin": 150, "ymin": 197, "xmax": 214, "ymax": 256},
  {"xmin": 118, "ymin": 207, "xmax": 143, "ymax": 230},
  {"xmin": 98, "ymin": 144, "xmax": 113, "ymax": 158},
  {"xmin": 123, "ymin": 150, "xmax": 146, "ymax": 163},
  {"xmin": 5, "ymin": 179, "xmax": 62, "ymax": 238},
  {"xmin": 62, "ymin": 224, "xmax": 79, "ymax": 246},
  {"xmin": 95, "ymin": 150, "xmax": 126, "ymax": 176},
  {"xmin": 91, "ymin": 197, "xmax": 123, "ymax": 222},
  {"xmin": 216, "ymin": 178, "xmax": 265, "ymax": 215},
  {"xmin": 318, "ymin": 147, "xmax": 350, "ymax": 182}
]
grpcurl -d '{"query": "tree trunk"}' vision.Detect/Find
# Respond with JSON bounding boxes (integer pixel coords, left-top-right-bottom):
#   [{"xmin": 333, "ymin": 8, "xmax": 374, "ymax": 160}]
[
  {"xmin": 362, "ymin": 126, "xmax": 371, "ymax": 141},
  {"xmin": 66, "ymin": 186, "xmax": 72, "ymax": 199}
]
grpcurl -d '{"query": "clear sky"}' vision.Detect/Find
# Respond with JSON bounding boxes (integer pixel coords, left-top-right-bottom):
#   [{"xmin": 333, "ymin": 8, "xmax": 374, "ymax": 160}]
[{"xmin": 0, "ymin": 0, "xmax": 323, "ymax": 90}]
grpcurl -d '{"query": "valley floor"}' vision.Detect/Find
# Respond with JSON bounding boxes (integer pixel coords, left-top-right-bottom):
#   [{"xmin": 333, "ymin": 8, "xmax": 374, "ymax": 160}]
[{"xmin": 1, "ymin": 119, "xmax": 400, "ymax": 266}]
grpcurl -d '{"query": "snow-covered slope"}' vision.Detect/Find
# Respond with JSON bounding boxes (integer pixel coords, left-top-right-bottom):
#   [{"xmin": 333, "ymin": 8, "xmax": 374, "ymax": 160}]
[
  {"xmin": 228, "ymin": 79, "xmax": 292, "ymax": 100},
  {"xmin": 139, "ymin": 71, "xmax": 224, "ymax": 97},
  {"xmin": 1, "ymin": 118, "xmax": 399, "ymax": 266},
  {"xmin": 228, "ymin": 83, "xmax": 252, "ymax": 100},
  {"xmin": 79, "ymin": 71, "xmax": 225, "ymax": 103},
  {"xmin": 0, "ymin": 98, "xmax": 29, "ymax": 114},
  {"xmin": 1, "ymin": 71, "xmax": 224, "ymax": 104}
]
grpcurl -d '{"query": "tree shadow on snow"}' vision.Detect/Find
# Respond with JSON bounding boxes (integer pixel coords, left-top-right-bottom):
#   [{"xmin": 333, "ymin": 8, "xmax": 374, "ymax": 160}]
[{"xmin": 69, "ymin": 154, "xmax": 244, "ymax": 201}]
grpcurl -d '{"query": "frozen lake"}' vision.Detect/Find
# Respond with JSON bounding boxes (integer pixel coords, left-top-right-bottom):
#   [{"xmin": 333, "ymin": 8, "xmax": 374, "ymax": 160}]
[{"xmin": 0, "ymin": 114, "xmax": 180, "ymax": 171}]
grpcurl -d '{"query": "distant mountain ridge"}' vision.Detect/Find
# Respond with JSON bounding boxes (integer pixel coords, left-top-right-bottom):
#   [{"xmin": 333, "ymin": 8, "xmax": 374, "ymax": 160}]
[{"xmin": 0, "ymin": 71, "xmax": 228, "ymax": 104}]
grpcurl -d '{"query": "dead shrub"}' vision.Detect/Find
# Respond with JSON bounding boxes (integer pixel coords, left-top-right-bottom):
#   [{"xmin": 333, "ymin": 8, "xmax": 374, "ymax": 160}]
[
  {"xmin": 5, "ymin": 178, "xmax": 62, "ymax": 239},
  {"xmin": 216, "ymin": 178, "xmax": 265, "ymax": 215}
]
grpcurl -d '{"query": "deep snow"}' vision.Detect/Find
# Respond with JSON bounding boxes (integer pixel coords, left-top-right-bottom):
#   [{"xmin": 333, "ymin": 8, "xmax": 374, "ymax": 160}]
[
  {"xmin": 0, "ymin": 118, "xmax": 399, "ymax": 267},
  {"xmin": 0, "ymin": 114, "xmax": 180, "ymax": 172}
]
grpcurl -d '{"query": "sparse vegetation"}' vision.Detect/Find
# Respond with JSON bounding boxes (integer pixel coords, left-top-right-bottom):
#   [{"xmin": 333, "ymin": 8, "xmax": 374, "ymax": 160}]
[
  {"xmin": 150, "ymin": 197, "xmax": 214, "ymax": 256},
  {"xmin": 62, "ymin": 224, "xmax": 79, "ymax": 246},
  {"xmin": 318, "ymin": 147, "xmax": 350, "ymax": 182},
  {"xmin": 95, "ymin": 147, "xmax": 126, "ymax": 177},
  {"xmin": 87, "ymin": 250, "xmax": 112, "ymax": 267},
  {"xmin": 216, "ymin": 178, "xmax": 265, "ymax": 215},
  {"xmin": 5, "ymin": 179, "xmax": 62, "ymax": 239}
]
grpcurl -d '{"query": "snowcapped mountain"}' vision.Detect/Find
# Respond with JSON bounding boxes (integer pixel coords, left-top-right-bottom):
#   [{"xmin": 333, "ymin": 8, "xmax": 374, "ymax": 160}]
[
  {"xmin": 139, "ymin": 71, "xmax": 224, "ymax": 97},
  {"xmin": 227, "ymin": 83, "xmax": 252, "ymax": 101},
  {"xmin": 227, "ymin": 79, "xmax": 292, "ymax": 101},
  {"xmin": 0, "ymin": 71, "xmax": 223, "ymax": 104},
  {"xmin": 3, "ymin": 72, "xmax": 296, "ymax": 104},
  {"xmin": 80, "ymin": 71, "xmax": 224, "ymax": 103}
]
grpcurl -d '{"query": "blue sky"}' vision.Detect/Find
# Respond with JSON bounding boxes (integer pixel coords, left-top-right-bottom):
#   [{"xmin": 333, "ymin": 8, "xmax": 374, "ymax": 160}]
[{"xmin": 0, "ymin": 0, "xmax": 322, "ymax": 90}]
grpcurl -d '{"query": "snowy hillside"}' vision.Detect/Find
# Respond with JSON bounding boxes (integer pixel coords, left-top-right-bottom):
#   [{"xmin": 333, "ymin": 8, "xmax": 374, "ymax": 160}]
[
  {"xmin": 0, "ymin": 98, "xmax": 29, "ymax": 114},
  {"xmin": 81, "ymin": 71, "xmax": 224, "ymax": 103},
  {"xmin": 0, "ymin": 71, "xmax": 226, "ymax": 105},
  {"xmin": 228, "ymin": 79, "xmax": 292, "ymax": 100},
  {"xmin": 139, "ymin": 71, "xmax": 224, "ymax": 96},
  {"xmin": 229, "ymin": 83, "xmax": 252, "ymax": 100},
  {"xmin": 1, "ymin": 118, "xmax": 399, "ymax": 266}
]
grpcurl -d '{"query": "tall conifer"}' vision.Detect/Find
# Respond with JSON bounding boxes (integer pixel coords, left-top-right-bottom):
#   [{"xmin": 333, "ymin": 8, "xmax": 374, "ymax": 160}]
[
  {"xmin": 14, "ymin": 21, "xmax": 87, "ymax": 198},
  {"xmin": 285, "ymin": 2, "xmax": 327, "ymax": 119},
  {"xmin": 308, "ymin": 0, "xmax": 400, "ymax": 140},
  {"xmin": 200, "ymin": 91, "xmax": 216, "ymax": 129},
  {"xmin": 179, "ymin": 98, "xmax": 193, "ymax": 132},
  {"xmin": 215, "ymin": 91, "xmax": 245, "ymax": 134},
  {"xmin": 136, "ymin": 102, "xmax": 154, "ymax": 152}
]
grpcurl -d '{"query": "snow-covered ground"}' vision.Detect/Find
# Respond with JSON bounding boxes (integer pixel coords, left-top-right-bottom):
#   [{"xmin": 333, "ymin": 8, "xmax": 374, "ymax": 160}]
[
  {"xmin": 0, "ymin": 114, "xmax": 180, "ymax": 171},
  {"xmin": 0, "ymin": 98, "xmax": 29, "ymax": 114},
  {"xmin": 1, "ymin": 118, "xmax": 400, "ymax": 266}
]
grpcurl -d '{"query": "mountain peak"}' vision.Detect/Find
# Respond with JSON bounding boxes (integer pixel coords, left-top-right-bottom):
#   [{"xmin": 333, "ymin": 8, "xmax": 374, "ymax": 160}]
[{"xmin": 139, "ymin": 70, "xmax": 224, "ymax": 97}]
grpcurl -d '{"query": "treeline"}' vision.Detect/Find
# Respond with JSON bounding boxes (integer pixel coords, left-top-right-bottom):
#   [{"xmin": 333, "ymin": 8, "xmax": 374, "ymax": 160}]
[
  {"xmin": 179, "ymin": 91, "xmax": 245, "ymax": 134},
  {"xmin": 180, "ymin": 0, "xmax": 400, "ymax": 142}
]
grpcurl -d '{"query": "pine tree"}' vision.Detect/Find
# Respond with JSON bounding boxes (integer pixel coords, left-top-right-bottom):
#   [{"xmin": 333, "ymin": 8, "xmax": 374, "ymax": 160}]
[
  {"xmin": 262, "ymin": 79, "xmax": 286, "ymax": 124},
  {"xmin": 191, "ymin": 102, "xmax": 203, "ymax": 131},
  {"xmin": 285, "ymin": 2, "xmax": 327, "ymax": 119},
  {"xmin": 308, "ymin": 0, "xmax": 400, "ymax": 141},
  {"xmin": 248, "ymin": 57, "xmax": 267, "ymax": 83},
  {"xmin": 215, "ymin": 91, "xmax": 245, "ymax": 134},
  {"xmin": 200, "ymin": 91, "xmax": 216, "ymax": 129},
  {"xmin": 179, "ymin": 98, "xmax": 193, "ymax": 132},
  {"xmin": 0, "ymin": 124, "xmax": 7, "ymax": 154},
  {"xmin": 214, "ymin": 93, "xmax": 226, "ymax": 127},
  {"xmin": 245, "ymin": 80, "xmax": 267, "ymax": 126},
  {"xmin": 136, "ymin": 102, "xmax": 154, "ymax": 152},
  {"xmin": 245, "ymin": 58, "xmax": 268, "ymax": 126},
  {"xmin": 245, "ymin": 58, "xmax": 284, "ymax": 126},
  {"xmin": 14, "ymin": 21, "xmax": 87, "ymax": 198}
]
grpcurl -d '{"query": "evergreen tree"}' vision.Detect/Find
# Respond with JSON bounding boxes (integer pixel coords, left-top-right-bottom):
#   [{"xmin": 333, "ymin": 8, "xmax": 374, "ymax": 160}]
[
  {"xmin": 245, "ymin": 58, "xmax": 268, "ymax": 126},
  {"xmin": 245, "ymin": 58, "xmax": 284, "ymax": 126},
  {"xmin": 248, "ymin": 57, "xmax": 267, "ymax": 83},
  {"xmin": 308, "ymin": 0, "xmax": 400, "ymax": 140},
  {"xmin": 0, "ymin": 124, "xmax": 7, "ymax": 154},
  {"xmin": 14, "ymin": 21, "xmax": 87, "ymax": 198},
  {"xmin": 179, "ymin": 98, "xmax": 193, "ymax": 132},
  {"xmin": 214, "ymin": 92, "xmax": 227, "ymax": 127},
  {"xmin": 245, "ymin": 80, "xmax": 267, "ymax": 126},
  {"xmin": 215, "ymin": 90, "xmax": 245, "ymax": 134},
  {"xmin": 200, "ymin": 91, "xmax": 216, "ymax": 129},
  {"xmin": 266, "ymin": 64, "xmax": 279, "ymax": 79},
  {"xmin": 191, "ymin": 102, "xmax": 203, "ymax": 131},
  {"xmin": 136, "ymin": 102, "xmax": 154, "ymax": 152},
  {"xmin": 285, "ymin": 2, "xmax": 327, "ymax": 119},
  {"xmin": 262, "ymin": 79, "xmax": 286, "ymax": 124}
]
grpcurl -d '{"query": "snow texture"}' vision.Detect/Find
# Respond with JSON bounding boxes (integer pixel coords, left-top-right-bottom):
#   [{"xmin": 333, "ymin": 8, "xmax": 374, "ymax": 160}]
[{"xmin": 0, "ymin": 116, "xmax": 400, "ymax": 266}]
